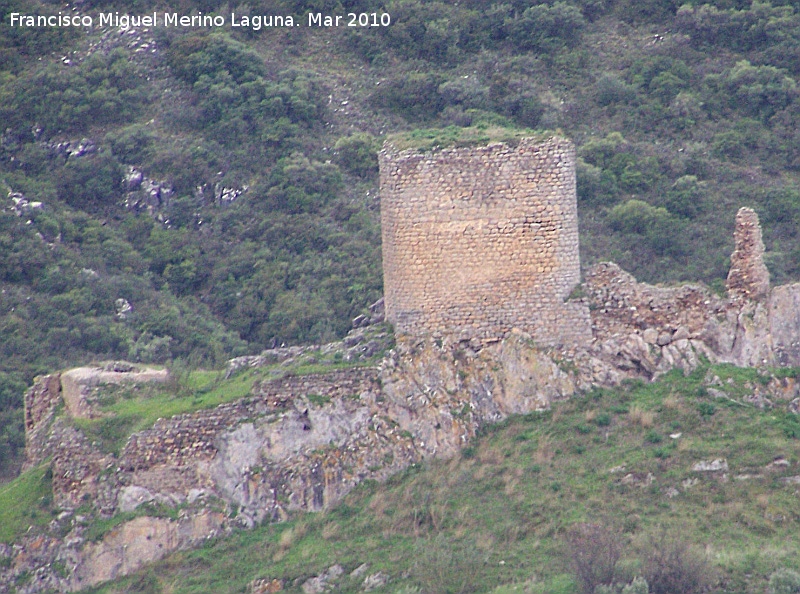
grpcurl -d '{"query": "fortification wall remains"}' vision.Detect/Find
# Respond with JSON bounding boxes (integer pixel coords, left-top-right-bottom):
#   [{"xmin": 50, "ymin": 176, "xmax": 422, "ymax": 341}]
[{"xmin": 379, "ymin": 136, "xmax": 591, "ymax": 346}]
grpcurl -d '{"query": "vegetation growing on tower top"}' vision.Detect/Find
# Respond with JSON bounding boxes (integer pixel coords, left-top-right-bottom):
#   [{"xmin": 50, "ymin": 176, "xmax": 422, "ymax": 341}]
[{"xmin": 385, "ymin": 125, "xmax": 554, "ymax": 153}]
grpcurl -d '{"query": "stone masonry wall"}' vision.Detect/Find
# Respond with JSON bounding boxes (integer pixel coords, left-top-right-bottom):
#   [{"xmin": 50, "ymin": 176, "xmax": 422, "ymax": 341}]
[
  {"xmin": 24, "ymin": 373, "xmax": 62, "ymax": 470},
  {"xmin": 120, "ymin": 369, "xmax": 380, "ymax": 473},
  {"xmin": 379, "ymin": 137, "xmax": 591, "ymax": 346}
]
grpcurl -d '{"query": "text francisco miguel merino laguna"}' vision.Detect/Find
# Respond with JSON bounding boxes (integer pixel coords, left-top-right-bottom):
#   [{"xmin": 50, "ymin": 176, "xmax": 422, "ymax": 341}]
[{"xmin": 8, "ymin": 11, "xmax": 391, "ymax": 29}]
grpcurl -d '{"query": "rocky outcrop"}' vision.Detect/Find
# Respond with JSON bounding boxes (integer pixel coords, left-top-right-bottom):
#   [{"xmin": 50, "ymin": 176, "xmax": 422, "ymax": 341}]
[
  {"xmin": 71, "ymin": 512, "xmax": 227, "ymax": 590},
  {"xmin": 769, "ymin": 284, "xmax": 800, "ymax": 366},
  {"xmin": 5, "ymin": 207, "xmax": 800, "ymax": 593},
  {"xmin": 5, "ymin": 331, "xmax": 584, "ymax": 592},
  {"xmin": 583, "ymin": 208, "xmax": 800, "ymax": 375},
  {"xmin": 380, "ymin": 331, "xmax": 578, "ymax": 459},
  {"xmin": 60, "ymin": 363, "xmax": 169, "ymax": 420},
  {"xmin": 24, "ymin": 363, "xmax": 169, "ymax": 470}
]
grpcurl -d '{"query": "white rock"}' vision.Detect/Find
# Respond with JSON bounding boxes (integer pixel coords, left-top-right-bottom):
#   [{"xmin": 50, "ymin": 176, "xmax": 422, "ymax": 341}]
[
  {"xmin": 692, "ymin": 459, "xmax": 728, "ymax": 472},
  {"xmin": 118, "ymin": 485, "xmax": 155, "ymax": 513}
]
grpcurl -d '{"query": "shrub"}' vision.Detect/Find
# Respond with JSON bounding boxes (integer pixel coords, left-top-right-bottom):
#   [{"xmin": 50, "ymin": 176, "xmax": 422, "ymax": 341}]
[
  {"xmin": 56, "ymin": 151, "xmax": 124, "ymax": 209},
  {"xmin": 769, "ymin": 569, "xmax": 800, "ymax": 594},
  {"xmin": 697, "ymin": 402, "xmax": 716, "ymax": 418},
  {"xmin": 333, "ymin": 134, "xmax": 379, "ymax": 178},
  {"xmin": 507, "ymin": 2, "xmax": 586, "ymax": 51},
  {"xmin": 724, "ymin": 60, "xmax": 798, "ymax": 121},
  {"xmin": 259, "ymin": 153, "xmax": 342, "ymax": 214},
  {"xmin": 577, "ymin": 159, "xmax": 619, "ymax": 206},
  {"xmin": 608, "ymin": 200, "xmax": 670, "ymax": 235},
  {"xmin": 664, "ymin": 175, "xmax": 706, "ymax": 219},
  {"xmin": 411, "ymin": 534, "xmax": 482, "ymax": 594},
  {"xmin": 371, "ymin": 73, "xmax": 445, "ymax": 120},
  {"xmin": 608, "ymin": 200, "xmax": 684, "ymax": 256},
  {"xmin": 580, "ymin": 133, "xmax": 627, "ymax": 169},
  {"xmin": 566, "ymin": 523, "xmax": 624, "ymax": 594},
  {"xmin": 595, "ymin": 412, "xmax": 612, "ymax": 427},
  {"xmin": 641, "ymin": 532, "xmax": 710, "ymax": 594},
  {"xmin": 644, "ymin": 430, "xmax": 663, "ymax": 444},
  {"xmin": 595, "ymin": 74, "xmax": 636, "ymax": 106}
]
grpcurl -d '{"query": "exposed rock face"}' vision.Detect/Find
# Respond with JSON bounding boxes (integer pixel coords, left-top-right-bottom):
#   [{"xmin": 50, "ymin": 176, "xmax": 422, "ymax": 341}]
[
  {"xmin": 583, "ymin": 208, "xmax": 800, "ymax": 372},
  {"xmin": 24, "ymin": 363, "xmax": 169, "ymax": 470},
  {"xmin": 6, "ymin": 334, "xmax": 583, "ymax": 592},
  {"xmin": 770, "ymin": 283, "xmax": 800, "ymax": 365},
  {"xmin": 6, "ymin": 208, "xmax": 800, "ymax": 593},
  {"xmin": 379, "ymin": 332, "xmax": 578, "ymax": 459},
  {"xmin": 60, "ymin": 363, "xmax": 169, "ymax": 420},
  {"xmin": 71, "ymin": 512, "xmax": 227, "ymax": 590}
]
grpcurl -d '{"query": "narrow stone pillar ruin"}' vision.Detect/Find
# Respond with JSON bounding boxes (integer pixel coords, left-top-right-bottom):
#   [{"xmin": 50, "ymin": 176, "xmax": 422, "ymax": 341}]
[{"xmin": 726, "ymin": 207, "xmax": 770, "ymax": 303}]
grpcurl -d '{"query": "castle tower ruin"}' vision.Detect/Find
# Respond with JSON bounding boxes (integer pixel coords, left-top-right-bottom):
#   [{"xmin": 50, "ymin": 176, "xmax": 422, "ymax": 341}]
[{"xmin": 379, "ymin": 136, "xmax": 591, "ymax": 346}]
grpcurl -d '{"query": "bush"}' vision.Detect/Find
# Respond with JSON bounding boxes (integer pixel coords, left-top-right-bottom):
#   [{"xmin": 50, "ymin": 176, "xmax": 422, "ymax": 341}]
[
  {"xmin": 56, "ymin": 151, "xmax": 124, "ymax": 210},
  {"xmin": 259, "ymin": 153, "xmax": 342, "ymax": 214},
  {"xmin": 664, "ymin": 175, "xmax": 706, "ymax": 219},
  {"xmin": 608, "ymin": 200, "xmax": 685, "ymax": 256},
  {"xmin": 333, "ymin": 133, "xmax": 379, "ymax": 178},
  {"xmin": 724, "ymin": 60, "xmax": 798, "ymax": 121},
  {"xmin": 411, "ymin": 534, "xmax": 483, "ymax": 594},
  {"xmin": 769, "ymin": 569, "xmax": 800, "ymax": 594},
  {"xmin": 641, "ymin": 532, "xmax": 710, "ymax": 594},
  {"xmin": 577, "ymin": 159, "xmax": 619, "ymax": 206},
  {"xmin": 371, "ymin": 72, "xmax": 445, "ymax": 120},
  {"xmin": 595, "ymin": 74, "xmax": 637, "ymax": 106},
  {"xmin": 608, "ymin": 200, "xmax": 670, "ymax": 235},
  {"xmin": 506, "ymin": 2, "xmax": 586, "ymax": 51},
  {"xmin": 566, "ymin": 523, "xmax": 624, "ymax": 594}
]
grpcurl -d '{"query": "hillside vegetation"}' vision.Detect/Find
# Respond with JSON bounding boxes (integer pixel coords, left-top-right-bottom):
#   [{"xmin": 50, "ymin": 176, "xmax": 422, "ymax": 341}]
[
  {"xmin": 1, "ymin": 0, "xmax": 800, "ymax": 473},
  {"xmin": 48, "ymin": 362, "xmax": 797, "ymax": 594}
]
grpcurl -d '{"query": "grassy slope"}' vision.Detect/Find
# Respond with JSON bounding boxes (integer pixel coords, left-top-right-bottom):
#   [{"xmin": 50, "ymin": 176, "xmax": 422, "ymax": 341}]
[
  {"xmin": 0, "ymin": 464, "xmax": 53, "ymax": 543},
  {"xmin": 68, "ymin": 363, "xmax": 800, "ymax": 594}
]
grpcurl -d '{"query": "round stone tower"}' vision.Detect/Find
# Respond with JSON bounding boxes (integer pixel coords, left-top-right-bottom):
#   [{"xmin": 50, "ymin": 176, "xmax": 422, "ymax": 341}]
[{"xmin": 379, "ymin": 136, "xmax": 591, "ymax": 346}]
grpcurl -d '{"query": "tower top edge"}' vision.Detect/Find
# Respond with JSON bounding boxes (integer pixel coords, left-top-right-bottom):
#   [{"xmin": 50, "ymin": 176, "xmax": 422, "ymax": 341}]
[{"xmin": 379, "ymin": 133, "xmax": 573, "ymax": 162}]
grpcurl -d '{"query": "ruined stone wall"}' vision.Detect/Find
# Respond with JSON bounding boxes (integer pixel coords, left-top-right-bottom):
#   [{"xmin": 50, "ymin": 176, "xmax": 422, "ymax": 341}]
[
  {"xmin": 24, "ymin": 373, "xmax": 62, "ymax": 470},
  {"xmin": 380, "ymin": 137, "xmax": 591, "ymax": 346},
  {"xmin": 120, "ymin": 368, "xmax": 380, "ymax": 473}
]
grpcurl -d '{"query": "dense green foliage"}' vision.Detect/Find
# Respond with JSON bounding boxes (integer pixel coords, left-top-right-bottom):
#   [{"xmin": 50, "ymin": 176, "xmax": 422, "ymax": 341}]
[
  {"xmin": 75, "ymin": 363, "xmax": 800, "ymax": 593},
  {"xmin": 1, "ymin": 0, "xmax": 800, "ymax": 478}
]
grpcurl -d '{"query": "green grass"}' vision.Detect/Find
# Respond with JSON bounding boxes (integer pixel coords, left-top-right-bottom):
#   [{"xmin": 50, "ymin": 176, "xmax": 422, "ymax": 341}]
[
  {"xmin": 70, "ymin": 368, "xmax": 258, "ymax": 455},
  {"xmin": 82, "ymin": 363, "xmax": 800, "ymax": 594},
  {"xmin": 386, "ymin": 124, "xmax": 550, "ymax": 152},
  {"xmin": 0, "ymin": 464, "xmax": 54, "ymax": 543},
  {"xmin": 68, "ymin": 354, "xmax": 384, "ymax": 456}
]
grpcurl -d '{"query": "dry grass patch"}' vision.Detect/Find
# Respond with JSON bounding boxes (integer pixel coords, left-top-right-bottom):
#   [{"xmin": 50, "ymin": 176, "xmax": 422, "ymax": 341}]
[
  {"xmin": 477, "ymin": 445, "xmax": 504, "ymax": 465},
  {"xmin": 321, "ymin": 522, "xmax": 341, "ymax": 540},
  {"xmin": 629, "ymin": 405, "xmax": 655, "ymax": 428},
  {"xmin": 534, "ymin": 438, "xmax": 554, "ymax": 464},
  {"xmin": 278, "ymin": 523, "xmax": 307, "ymax": 552},
  {"xmin": 368, "ymin": 491, "xmax": 389, "ymax": 515}
]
